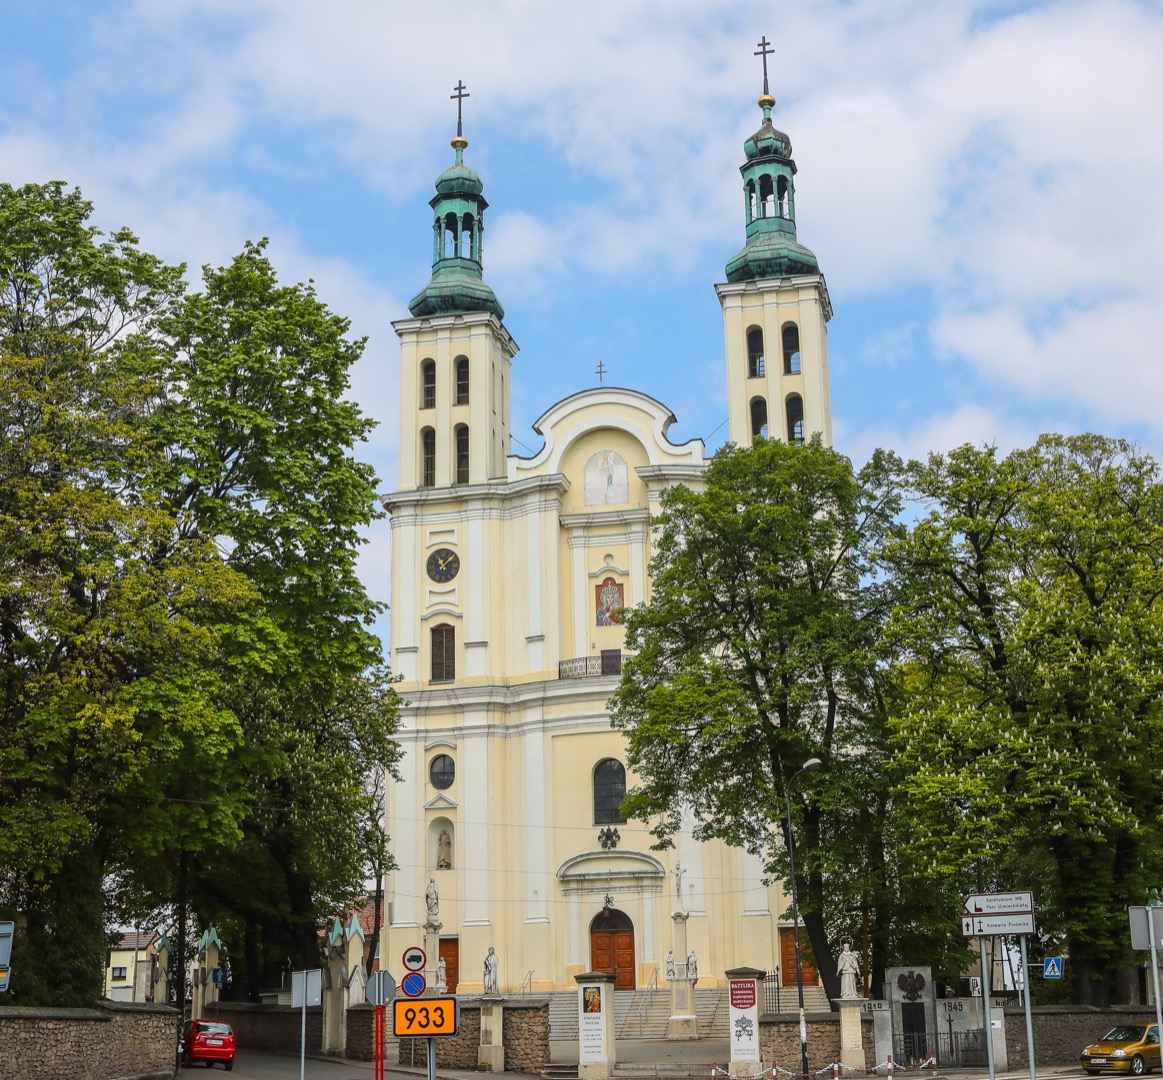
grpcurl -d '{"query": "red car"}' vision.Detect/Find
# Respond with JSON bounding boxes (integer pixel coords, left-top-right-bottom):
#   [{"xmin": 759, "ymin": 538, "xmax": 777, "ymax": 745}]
[{"xmin": 180, "ymin": 1019, "xmax": 236, "ymax": 1070}]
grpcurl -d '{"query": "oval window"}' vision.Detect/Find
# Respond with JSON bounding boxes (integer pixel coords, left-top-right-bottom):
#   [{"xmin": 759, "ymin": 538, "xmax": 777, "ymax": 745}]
[{"xmin": 430, "ymin": 754, "xmax": 455, "ymax": 790}]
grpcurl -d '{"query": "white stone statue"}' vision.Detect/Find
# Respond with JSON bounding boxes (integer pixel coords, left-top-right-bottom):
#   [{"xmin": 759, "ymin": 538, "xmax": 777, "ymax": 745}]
[
  {"xmin": 838, "ymin": 941, "xmax": 861, "ymax": 998},
  {"xmin": 437, "ymin": 955, "xmax": 448, "ymax": 993},
  {"xmin": 687, "ymin": 950, "xmax": 698, "ymax": 985},
  {"xmin": 665, "ymin": 949, "xmax": 675, "ymax": 980},
  {"xmin": 437, "ymin": 830, "xmax": 452, "ymax": 870},
  {"xmin": 425, "ymin": 877, "xmax": 439, "ymax": 921},
  {"xmin": 483, "ymin": 946, "xmax": 499, "ymax": 995}
]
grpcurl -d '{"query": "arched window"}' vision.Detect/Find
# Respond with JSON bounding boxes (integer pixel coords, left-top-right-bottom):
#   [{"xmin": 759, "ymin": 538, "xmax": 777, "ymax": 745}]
[
  {"xmin": 747, "ymin": 327, "xmax": 765, "ymax": 378},
  {"xmin": 431, "ymin": 624, "xmax": 455, "ymax": 682},
  {"xmin": 746, "ymin": 180, "xmax": 757, "ymax": 224},
  {"xmin": 421, "ymin": 428, "xmax": 436, "ymax": 487},
  {"xmin": 460, "ymin": 213, "xmax": 475, "ymax": 259},
  {"xmin": 443, "ymin": 213, "xmax": 458, "ymax": 259},
  {"xmin": 455, "ymin": 357, "xmax": 469, "ymax": 404},
  {"xmin": 429, "ymin": 754, "xmax": 455, "ymax": 790},
  {"xmin": 421, "ymin": 360, "xmax": 436, "ymax": 409},
  {"xmin": 776, "ymin": 176, "xmax": 789, "ymax": 219},
  {"xmin": 750, "ymin": 397, "xmax": 769, "ymax": 441},
  {"xmin": 455, "ymin": 425, "xmax": 469, "ymax": 484},
  {"xmin": 593, "ymin": 759, "xmax": 627, "ymax": 824},
  {"xmin": 759, "ymin": 174, "xmax": 775, "ymax": 218},
  {"xmin": 782, "ymin": 324, "xmax": 801, "ymax": 375},
  {"xmin": 786, "ymin": 395, "xmax": 805, "ymax": 445}
]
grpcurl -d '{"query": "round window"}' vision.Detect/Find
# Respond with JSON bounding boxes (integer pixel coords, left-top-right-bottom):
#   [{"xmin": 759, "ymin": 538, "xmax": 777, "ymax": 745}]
[{"xmin": 429, "ymin": 754, "xmax": 455, "ymax": 790}]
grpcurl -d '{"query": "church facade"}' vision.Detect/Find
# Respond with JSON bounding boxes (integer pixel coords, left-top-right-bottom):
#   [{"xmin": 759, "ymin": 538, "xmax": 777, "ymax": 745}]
[{"xmin": 381, "ymin": 79, "xmax": 833, "ymax": 995}]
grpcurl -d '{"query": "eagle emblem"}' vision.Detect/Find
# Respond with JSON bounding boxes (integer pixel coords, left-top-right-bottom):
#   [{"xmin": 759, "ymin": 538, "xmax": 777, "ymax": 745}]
[{"xmin": 897, "ymin": 971, "xmax": 926, "ymax": 1001}]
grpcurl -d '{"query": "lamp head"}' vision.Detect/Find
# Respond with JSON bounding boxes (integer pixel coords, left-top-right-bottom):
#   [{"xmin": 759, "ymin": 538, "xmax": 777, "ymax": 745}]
[{"xmin": 798, "ymin": 757, "xmax": 823, "ymax": 775}]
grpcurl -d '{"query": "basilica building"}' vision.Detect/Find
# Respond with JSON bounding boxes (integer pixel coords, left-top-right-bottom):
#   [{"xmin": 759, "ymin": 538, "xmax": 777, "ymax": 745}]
[{"xmin": 381, "ymin": 75, "xmax": 833, "ymax": 996}]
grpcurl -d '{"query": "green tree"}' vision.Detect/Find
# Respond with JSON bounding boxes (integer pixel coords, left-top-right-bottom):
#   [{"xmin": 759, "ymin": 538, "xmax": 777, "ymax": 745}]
[
  {"xmin": 129, "ymin": 241, "xmax": 400, "ymax": 994},
  {"xmin": 0, "ymin": 185, "xmax": 400, "ymax": 1005},
  {"xmin": 0, "ymin": 182, "xmax": 258, "ymax": 1004},
  {"xmin": 609, "ymin": 437, "xmax": 914, "ymax": 999},
  {"xmin": 884, "ymin": 435, "xmax": 1163, "ymax": 1004}
]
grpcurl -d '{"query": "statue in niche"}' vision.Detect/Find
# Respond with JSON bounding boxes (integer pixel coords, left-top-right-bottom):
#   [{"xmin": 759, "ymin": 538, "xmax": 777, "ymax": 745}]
[
  {"xmin": 483, "ymin": 946, "xmax": 499, "ymax": 995},
  {"xmin": 437, "ymin": 956, "xmax": 448, "ymax": 993},
  {"xmin": 687, "ymin": 950, "xmax": 698, "ymax": 985},
  {"xmin": 666, "ymin": 949, "xmax": 675, "ymax": 981},
  {"xmin": 425, "ymin": 877, "xmax": 439, "ymax": 921},
  {"xmin": 437, "ymin": 829, "xmax": 452, "ymax": 870},
  {"xmin": 838, "ymin": 942, "xmax": 861, "ymax": 998}
]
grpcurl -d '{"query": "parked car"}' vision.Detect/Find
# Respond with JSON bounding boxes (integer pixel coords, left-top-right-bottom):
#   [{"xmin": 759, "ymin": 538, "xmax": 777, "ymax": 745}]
[
  {"xmin": 1081, "ymin": 1024, "xmax": 1160, "ymax": 1076},
  {"xmin": 180, "ymin": 1019, "xmax": 236, "ymax": 1070}
]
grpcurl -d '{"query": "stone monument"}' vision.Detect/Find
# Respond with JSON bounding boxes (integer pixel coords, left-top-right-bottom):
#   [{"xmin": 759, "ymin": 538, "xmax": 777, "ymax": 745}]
[
  {"xmin": 479, "ymin": 947, "xmax": 504, "ymax": 1072},
  {"xmin": 576, "ymin": 971, "xmax": 617, "ymax": 1080},
  {"xmin": 834, "ymin": 943, "xmax": 866, "ymax": 1071},
  {"xmin": 726, "ymin": 966, "xmax": 766, "ymax": 1078}
]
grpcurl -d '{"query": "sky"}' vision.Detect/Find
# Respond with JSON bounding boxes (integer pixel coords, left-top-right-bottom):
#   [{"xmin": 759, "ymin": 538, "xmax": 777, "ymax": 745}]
[{"xmin": 2, "ymin": 0, "xmax": 1161, "ymax": 645}]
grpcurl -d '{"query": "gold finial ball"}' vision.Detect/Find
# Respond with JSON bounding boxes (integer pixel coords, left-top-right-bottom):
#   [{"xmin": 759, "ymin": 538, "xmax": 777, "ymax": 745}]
[
  {"xmin": 451, "ymin": 135, "xmax": 468, "ymax": 151},
  {"xmin": 758, "ymin": 94, "xmax": 776, "ymax": 109}
]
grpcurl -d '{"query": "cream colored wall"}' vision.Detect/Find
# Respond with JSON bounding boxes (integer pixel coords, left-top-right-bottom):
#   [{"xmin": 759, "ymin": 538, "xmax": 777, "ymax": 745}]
[
  {"xmin": 718, "ymin": 275, "xmax": 833, "ymax": 450},
  {"xmin": 382, "ymin": 374, "xmax": 792, "ymax": 993}
]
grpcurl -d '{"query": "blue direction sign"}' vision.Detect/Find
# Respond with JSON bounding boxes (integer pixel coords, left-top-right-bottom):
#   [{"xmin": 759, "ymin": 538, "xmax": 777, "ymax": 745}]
[
  {"xmin": 401, "ymin": 971, "xmax": 427, "ymax": 998},
  {"xmin": 1043, "ymin": 957, "xmax": 1063, "ymax": 979}
]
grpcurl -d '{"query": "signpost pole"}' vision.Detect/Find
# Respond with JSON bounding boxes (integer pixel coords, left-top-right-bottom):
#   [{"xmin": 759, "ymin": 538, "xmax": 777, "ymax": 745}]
[
  {"xmin": 428, "ymin": 1035, "xmax": 437, "ymax": 1080},
  {"xmin": 979, "ymin": 937, "xmax": 997, "ymax": 1080},
  {"xmin": 1019, "ymin": 934, "xmax": 1036, "ymax": 1080},
  {"xmin": 1148, "ymin": 907, "xmax": 1163, "ymax": 1052},
  {"xmin": 300, "ymin": 989, "xmax": 307, "ymax": 1080}
]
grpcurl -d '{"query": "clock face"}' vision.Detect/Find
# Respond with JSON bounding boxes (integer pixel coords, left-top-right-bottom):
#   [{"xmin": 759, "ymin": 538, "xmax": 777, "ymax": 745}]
[{"xmin": 426, "ymin": 548, "xmax": 460, "ymax": 583}]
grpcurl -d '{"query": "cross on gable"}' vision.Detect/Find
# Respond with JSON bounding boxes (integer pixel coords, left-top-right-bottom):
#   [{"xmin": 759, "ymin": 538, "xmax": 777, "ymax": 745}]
[{"xmin": 754, "ymin": 36, "xmax": 774, "ymax": 96}]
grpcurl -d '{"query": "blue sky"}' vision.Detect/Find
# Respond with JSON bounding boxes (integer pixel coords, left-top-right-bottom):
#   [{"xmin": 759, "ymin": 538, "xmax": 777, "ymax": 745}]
[{"xmin": 3, "ymin": 1, "xmax": 1161, "ymax": 639}]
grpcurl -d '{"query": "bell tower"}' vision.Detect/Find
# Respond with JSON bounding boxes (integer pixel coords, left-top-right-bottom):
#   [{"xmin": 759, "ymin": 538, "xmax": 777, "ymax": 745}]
[
  {"xmin": 394, "ymin": 81, "xmax": 517, "ymax": 491},
  {"xmin": 717, "ymin": 38, "xmax": 833, "ymax": 449}
]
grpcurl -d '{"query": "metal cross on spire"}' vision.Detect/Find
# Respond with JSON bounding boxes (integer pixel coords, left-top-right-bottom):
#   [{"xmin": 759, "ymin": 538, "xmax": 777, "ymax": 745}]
[
  {"xmin": 754, "ymin": 36, "xmax": 774, "ymax": 97},
  {"xmin": 595, "ymin": 361, "xmax": 607, "ymax": 387},
  {"xmin": 450, "ymin": 80, "xmax": 470, "ymax": 138}
]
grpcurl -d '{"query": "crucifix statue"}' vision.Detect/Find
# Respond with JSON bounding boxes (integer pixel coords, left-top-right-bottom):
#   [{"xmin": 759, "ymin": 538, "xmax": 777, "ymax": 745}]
[
  {"xmin": 450, "ymin": 80, "xmax": 470, "ymax": 139},
  {"xmin": 754, "ymin": 36, "xmax": 774, "ymax": 97},
  {"xmin": 673, "ymin": 862, "xmax": 685, "ymax": 908}
]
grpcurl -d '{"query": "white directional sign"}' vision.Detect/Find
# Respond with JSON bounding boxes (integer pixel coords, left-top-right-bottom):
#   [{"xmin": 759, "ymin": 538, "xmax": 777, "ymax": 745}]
[
  {"xmin": 963, "ymin": 892, "xmax": 1033, "ymax": 916},
  {"xmin": 962, "ymin": 912, "xmax": 1036, "ymax": 937}
]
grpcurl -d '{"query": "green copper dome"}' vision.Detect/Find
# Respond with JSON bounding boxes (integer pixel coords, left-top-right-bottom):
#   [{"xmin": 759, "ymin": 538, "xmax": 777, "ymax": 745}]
[
  {"xmin": 408, "ymin": 138, "xmax": 504, "ymax": 320},
  {"xmin": 725, "ymin": 92, "xmax": 820, "ymax": 283},
  {"xmin": 435, "ymin": 161, "xmax": 483, "ymax": 197}
]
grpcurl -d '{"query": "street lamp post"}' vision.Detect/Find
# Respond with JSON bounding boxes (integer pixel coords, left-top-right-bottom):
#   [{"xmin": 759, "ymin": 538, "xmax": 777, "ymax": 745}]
[{"xmin": 784, "ymin": 757, "xmax": 823, "ymax": 1080}]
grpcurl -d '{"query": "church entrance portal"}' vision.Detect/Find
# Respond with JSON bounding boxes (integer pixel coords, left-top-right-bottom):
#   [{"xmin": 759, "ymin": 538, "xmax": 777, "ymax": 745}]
[
  {"xmin": 590, "ymin": 908, "xmax": 635, "ymax": 990},
  {"xmin": 780, "ymin": 927, "xmax": 819, "ymax": 987}
]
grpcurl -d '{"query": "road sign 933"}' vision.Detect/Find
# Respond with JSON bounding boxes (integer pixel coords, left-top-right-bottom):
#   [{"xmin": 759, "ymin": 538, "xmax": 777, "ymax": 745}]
[{"xmin": 393, "ymin": 997, "xmax": 459, "ymax": 1037}]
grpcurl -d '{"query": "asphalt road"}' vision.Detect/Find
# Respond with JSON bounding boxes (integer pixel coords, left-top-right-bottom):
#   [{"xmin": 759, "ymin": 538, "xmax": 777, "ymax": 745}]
[{"xmin": 178, "ymin": 1050, "xmax": 375, "ymax": 1078}]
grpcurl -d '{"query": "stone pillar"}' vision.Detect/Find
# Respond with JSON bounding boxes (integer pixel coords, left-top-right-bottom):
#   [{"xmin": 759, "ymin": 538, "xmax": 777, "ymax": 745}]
[
  {"xmin": 726, "ymin": 966, "xmax": 765, "ymax": 1077},
  {"xmin": 576, "ymin": 971, "xmax": 617, "ymax": 1080},
  {"xmin": 836, "ymin": 998, "xmax": 866, "ymax": 1071},
  {"xmin": 668, "ymin": 912, "xmax": 697, "ymax": 1039},
  {"xmin": 479, "ymin": 997, "xmax": 505, "ymax": 1071},
  {"xmin": 424, "ymin": 918, "xmax": 442, "ymax": 996}
]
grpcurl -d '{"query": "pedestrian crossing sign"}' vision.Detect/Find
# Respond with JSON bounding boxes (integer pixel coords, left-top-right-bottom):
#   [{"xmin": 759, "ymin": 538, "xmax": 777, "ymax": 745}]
[{"xmin": 1043, "ymin": 957, "xmax": 1063, "ymax": 979}]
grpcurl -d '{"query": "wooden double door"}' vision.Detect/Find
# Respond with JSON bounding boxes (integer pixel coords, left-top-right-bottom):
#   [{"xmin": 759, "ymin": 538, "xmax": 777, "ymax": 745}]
[
  {"xmin": 439, "ymin": 937, "xmax": 459, "ymax": 993},
  {"xmin": 590, "ymin": 908, "xmax": 635, "ymax": 990},
  {"xmin": 780, "ymin": 927, "xmax": 818, "ymax": 986}
]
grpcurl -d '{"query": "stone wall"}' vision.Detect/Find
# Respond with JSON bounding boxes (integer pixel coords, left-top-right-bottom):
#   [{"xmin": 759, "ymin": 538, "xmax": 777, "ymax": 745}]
[
  {"xmin": 1003, "ymin": 1006, "xmax": 1161, "ymax": 1068},
  {"xmin": 397, "ymin": 999, "xmax": 550, "ymax": 1073},
  {"xmin": 759, "ymin": 1012, "xmax": 875, "ymax": 1074},
  {"xmin": 203, "ymin": 1000, "xmax": 323, "ymax": 1054},
  {"xmin": 0, "ymin": 1001, "xmax": 177, "ymax": 1080}
]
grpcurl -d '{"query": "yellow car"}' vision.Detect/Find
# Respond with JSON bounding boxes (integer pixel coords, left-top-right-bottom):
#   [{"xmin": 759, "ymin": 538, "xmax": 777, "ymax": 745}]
[{"xmin": 1081, "ymin": 1025, "xmax": 1160, "ymax": 1076}]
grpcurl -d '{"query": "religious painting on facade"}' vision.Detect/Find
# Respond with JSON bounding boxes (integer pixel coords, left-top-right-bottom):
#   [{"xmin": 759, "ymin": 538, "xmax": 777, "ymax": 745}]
[
  {"xmin": 584, "ymin": 450, "xmax": 629, "ymax": 506},
  {"xmin": 596, "ymin": 578, "xmax": 624, "ymax": 626}
]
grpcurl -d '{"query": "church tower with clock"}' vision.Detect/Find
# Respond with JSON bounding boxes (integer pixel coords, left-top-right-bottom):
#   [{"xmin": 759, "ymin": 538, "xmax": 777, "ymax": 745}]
[{"xmin": 381, "ymin": 62, "xmax": 834, "ymax": 1003}]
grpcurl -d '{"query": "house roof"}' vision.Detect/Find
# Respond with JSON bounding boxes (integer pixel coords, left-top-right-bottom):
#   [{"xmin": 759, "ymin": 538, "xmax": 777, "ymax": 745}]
[{"xmin": 114, "ymin": 930, "xmax": 160, "ymax": 952}]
